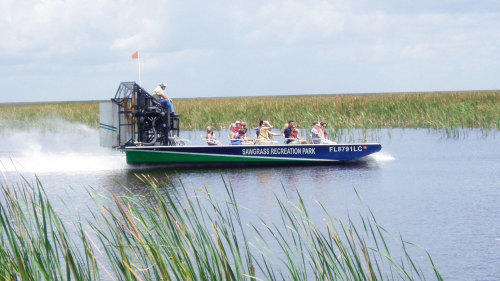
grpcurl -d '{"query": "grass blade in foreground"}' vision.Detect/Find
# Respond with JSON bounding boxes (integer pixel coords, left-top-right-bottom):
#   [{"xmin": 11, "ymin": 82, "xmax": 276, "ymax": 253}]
[{"xmin": 0, "ymin": 175, "xmax": 443, "ymax": 280}]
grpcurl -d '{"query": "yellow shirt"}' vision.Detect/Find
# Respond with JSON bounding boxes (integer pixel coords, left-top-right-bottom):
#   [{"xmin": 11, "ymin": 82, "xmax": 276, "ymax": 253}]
[{"xmin": 258, "ymin": 127, "xmax": 274, "ymax": 144}]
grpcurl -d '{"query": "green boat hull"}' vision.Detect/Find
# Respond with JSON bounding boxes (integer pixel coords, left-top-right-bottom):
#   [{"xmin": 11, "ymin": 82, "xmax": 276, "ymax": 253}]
[
  {"xmin": 124, "ymin": 143, "xmax": 382, "ymax": 167},
  {"xmin": 126, "ymin": 150, "xmax": 315, "ymax": 164}
]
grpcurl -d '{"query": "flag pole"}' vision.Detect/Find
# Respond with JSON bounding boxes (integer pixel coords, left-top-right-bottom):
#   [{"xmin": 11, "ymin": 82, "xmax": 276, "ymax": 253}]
[
  {"xmin": 132, "ymin": 51, "xmax": 141, "ymax": 85},
  {"xmin": 138, "ymin": 56, "xmax": 142, "ymax": 86}
]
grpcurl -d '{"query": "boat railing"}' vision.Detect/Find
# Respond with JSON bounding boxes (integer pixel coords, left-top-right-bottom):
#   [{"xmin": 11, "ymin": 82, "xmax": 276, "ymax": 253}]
[
  {"xmin": 199, "ymin": 135, "xmax": 336, "ymax": 146},
  {"xmin": 257, "ymin": 140, "xmax": 278, "ymax": 145},
  {"xmin": 310, "ymin": 137, "xmax": 337, "ymax": 144},
  {"xmin": 200, "ymin": 135, "xmax": 222, "ymax": 146},
  {"xmin": 167, "ymin": 136, "xmax": 190, "ymax": 146}
]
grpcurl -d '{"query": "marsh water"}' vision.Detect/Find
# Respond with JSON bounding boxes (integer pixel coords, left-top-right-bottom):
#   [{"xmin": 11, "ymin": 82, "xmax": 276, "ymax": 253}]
[{"xmin": 1, "ymin": 125, "xmax": 499, "ymax": 281}]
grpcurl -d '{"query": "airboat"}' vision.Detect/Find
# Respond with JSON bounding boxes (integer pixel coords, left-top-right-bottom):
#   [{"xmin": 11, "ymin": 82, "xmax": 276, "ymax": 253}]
[{"xmin": 99, "ymin": 82, "xmax": 381, "ymax": 166}]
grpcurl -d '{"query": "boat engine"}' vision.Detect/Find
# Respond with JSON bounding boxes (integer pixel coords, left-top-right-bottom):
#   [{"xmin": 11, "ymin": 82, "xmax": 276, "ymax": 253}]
[{"xmin": 99, "ymin": 82, "xmax": 180, "ymax": 148}]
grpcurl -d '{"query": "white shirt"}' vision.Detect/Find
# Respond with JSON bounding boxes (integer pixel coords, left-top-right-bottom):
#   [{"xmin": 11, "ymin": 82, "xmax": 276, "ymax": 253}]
[
  {"xmin": 151, "ymin": 86, "xmax": 166, "ymax": 100},
  {"xmin": 311, "ymin": 127, "xmax": 321, "ymax": 144}
]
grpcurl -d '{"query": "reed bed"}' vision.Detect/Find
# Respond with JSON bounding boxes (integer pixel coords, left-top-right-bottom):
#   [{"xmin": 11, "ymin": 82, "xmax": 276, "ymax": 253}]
[
  {"xmin": 177, "ymin": 91, "xmax": 499, "ymax": 130},
  {"xmin": 1, "ymin": 91, "xmax": 499, "ymax": 131},
  {"xmin": 0, "ymin": 175, "xmax": 443, "ymax": 280},
  {"xmin": 0, "ymin": 101, "xmax": 98, "ymax": 130}
]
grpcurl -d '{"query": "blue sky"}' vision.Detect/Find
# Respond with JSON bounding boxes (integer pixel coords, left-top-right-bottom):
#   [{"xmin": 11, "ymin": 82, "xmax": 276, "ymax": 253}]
[{"xmin": 1, "ymin": 0, "xmax": 499, "ymax": 102}]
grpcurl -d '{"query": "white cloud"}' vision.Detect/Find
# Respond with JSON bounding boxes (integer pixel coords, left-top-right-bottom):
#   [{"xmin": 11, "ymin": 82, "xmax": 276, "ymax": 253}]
[
  {"xmin": 112, "ymin": 34, "xmax": 144, "ymax": 50},
  {"xmin": 0, "ymin": 0, "xmax": 170, "ymax": 55},
  {"xmin": 336, "ymin": 10, "xmax": 500, "ymax": 62},
  {"xmin": 0, "ymin": 0, "xmax": 499, "ymax": 102},
  {"xmin": 227, "ymin": 0, "xmax": 347, "ymax": 44},
  {"xmin": 140, "ymin": 48, "xmax": 215, "ymax": 71}
]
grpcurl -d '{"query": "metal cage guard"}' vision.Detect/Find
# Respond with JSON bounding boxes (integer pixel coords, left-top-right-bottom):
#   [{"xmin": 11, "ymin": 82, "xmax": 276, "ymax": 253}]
[{"xmin": 112, "ymin": 82, "xmax": 180, "ymax": 147}]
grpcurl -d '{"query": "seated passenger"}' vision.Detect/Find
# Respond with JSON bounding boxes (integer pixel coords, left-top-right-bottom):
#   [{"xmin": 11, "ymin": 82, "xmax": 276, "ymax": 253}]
[
  {"xmin": 311, "ymin": 122, "xmax": 322, "ymax": 144},
  {"xmin": 241, "ymin": 128, "xmax": 256, "ymax": 145},
  {"xmin": 151, "ymin": 82, "xmax": 175, "ymax": 114},
  {"xmin": 292, "ymin": 128, "xmax": 307, "ymax": 144},
  {"xmin": 204, "ymin": 126, "xmax": 220, "ymax": 145},
  {"xmin": 241, "ymin": 121, "xmax": 248, "ymax": 131},
  {"xmin": 284, "ymin": 120, "xmax": 294, "ymax": 144},
  {"xmin": 321, "ymin": 122, "xmax": 328, "ymax": 139},
  {"xmin": 255, "ymin": 120, "xmax": 264, "ymax": 138},
  {"xmin": 258, "ymin": 121, "xmax": 282, "ymax": 144},
  {"xmin": 234, "ymin": 120, "xmax": 242, "ymax": 133},
  {"xmin": 228, "ymin": 123, "xmax": 236, "ymax": 141},
  {"xmin": 320, "ymin": 121, "xmax": 336, "ymax": 144},
  {"xmin": 284, "ymin": 120, "xmax": 308, "ymax": 144},
  {"xmin": 231, "ymin": 129, "xmax": 244, "ymax": 145}
]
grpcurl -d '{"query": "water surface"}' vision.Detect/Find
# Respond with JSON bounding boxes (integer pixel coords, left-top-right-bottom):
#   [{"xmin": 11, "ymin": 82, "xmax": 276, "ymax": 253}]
[{"xmin": 1, "ymin": 126, "xmax": 499, "ymax": 281}]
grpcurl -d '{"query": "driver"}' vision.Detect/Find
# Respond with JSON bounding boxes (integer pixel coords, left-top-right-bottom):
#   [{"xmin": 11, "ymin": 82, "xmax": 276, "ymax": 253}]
[{"xmin": 151, "ymin": 82, "xmax": 175, "ymax": 114}]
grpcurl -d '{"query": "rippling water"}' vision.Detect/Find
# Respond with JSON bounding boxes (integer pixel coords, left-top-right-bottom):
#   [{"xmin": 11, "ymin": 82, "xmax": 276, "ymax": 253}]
[{"xmin": 0, "ymin": 125, "xmax": 499, "ymax": 281}]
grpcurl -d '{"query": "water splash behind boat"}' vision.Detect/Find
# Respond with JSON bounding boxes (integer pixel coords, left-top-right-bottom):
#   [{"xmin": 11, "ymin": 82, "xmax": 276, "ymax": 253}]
[
  {"xmin": 0, "ymin": 120, "xmax": 126, "ymax": 174},
  {"xmin": 371, "ymin": 152, "xmax": 395, "ymax": 162}
]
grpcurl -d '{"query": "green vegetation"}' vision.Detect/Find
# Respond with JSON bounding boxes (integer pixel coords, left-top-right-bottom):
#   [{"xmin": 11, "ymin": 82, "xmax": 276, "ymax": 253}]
[
  {"xmin": 0, "ymin": 176, "xmax": 443, "ymax": 280},
  {"xmin": 0, "ymin": 101, "xmax": 98, "ymax": 130},
  {"xmin": 179, "ymin": 91, "xmax": 499, "ymax": 130},
  {"xmin": 1, "ymin": 91, "xmax": 499, "ymax": 130}
]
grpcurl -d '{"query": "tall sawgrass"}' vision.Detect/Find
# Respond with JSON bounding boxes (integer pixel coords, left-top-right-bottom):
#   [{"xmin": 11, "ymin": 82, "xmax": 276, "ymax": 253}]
[
  {"xmin": 0, "ymin": 101, "xmax": 98, "ymax": 130},
  {"xmin": 0, "ymin": 174, "xmax": 443, "ymax": 280},
  {"xmin": 177, "ymin": 91, "xmax": 499, "ymax": 130},
  {"xmin": 0, "ymin": 177, "xmax": 99, "ymax": 280},
  {"xmin": 1, "ymin": 90, "xmax": 499, "ymax": 131}
]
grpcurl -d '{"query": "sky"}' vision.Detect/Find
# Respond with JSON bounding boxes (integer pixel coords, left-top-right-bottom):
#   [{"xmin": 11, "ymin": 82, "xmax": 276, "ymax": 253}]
[{"xmin": 1, "ymin": 0, "xmax": 499, "ymax": 103}]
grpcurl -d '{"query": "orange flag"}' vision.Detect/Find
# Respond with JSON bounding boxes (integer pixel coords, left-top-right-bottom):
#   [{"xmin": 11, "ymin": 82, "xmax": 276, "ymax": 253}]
[{"xmin": 131, "ymin": 51, "xmax": 138, "ymax": 60}]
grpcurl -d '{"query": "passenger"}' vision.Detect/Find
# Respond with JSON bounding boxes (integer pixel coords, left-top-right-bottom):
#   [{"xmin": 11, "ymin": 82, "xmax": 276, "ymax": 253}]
[
  {"xmin": 282, "ymin": 123, "xmax": 289, "ymax": 136},
  {"xmin": 292, "ymin": 128, "xmax": 307, "ymax": 144},
  {"xmin": 319, "ymin": 121, "xmax": 336, "ymax": 144},
  {"xmin": 258, "ymin": 121, "xmax": 282, "ymax": 144},
  {"xmin": 151, "ymin": 82, "xmax": 175, "ymax": 114},
  {"xmin": 283, "ymin": 120, "xmax": 295, "ymax": 144},
  {"xmin": 241, "ymin": 121, "xmax": 248, "ymax": 131},
  {"xmin": 285, "ymin": 120, "xmax": 307, "ymax": 144},
  {"xmin": 241, "ymin": 128, "xmax": 257, "ymax": 144},
  {"xmin": 234, "ymin": 121, "xmax": 242, "ymax": 133},
  {"xmin": 228, "ymin": 123, "xmax": 237, "ymax": 141},
  {"xmin": 311, "ymin": 122, "xmax": 322, "ymax": 144},
  {"xmin": 321, "ymin": 121, "xmax": 336, "ymax": 144},
  {"xmin": 321, "ymin": 121, "xmax": 328, "ymax": 139},
  {"xmin": 231, "ymin": 129, "xmax": 244, "ymax": 145},
  {"xmin": 205, "ymin": 126, "xmax": 219, "ymax": 145},
  {"xmin": 256, "ymin": 120, "xmax": 264, "ymax": 137}
]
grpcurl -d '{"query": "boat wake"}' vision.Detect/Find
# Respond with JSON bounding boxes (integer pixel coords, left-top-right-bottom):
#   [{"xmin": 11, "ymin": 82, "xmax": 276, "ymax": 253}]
[
  {"xmin": 370, "ymin": 152, "xmax": 395, "ymax": 162},
  {"xmin": 0, "ymin": 123, "xmax": 127, "ymax": 174}
]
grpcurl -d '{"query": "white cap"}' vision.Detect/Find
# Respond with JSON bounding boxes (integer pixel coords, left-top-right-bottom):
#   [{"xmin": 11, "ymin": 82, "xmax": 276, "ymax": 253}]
[
  {"xmin": 159, "ymin": 82, "xmax": 166, "ymax": 87},
  {"xmin": 235, "ymin": 120, "xmax": 241, "ymax": 124}
]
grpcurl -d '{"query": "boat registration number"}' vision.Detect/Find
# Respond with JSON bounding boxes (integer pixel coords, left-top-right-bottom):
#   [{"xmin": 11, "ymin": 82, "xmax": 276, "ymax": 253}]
[{"xmin": 329, "ymin": 145, "xmax": 365, "ymax": 153}]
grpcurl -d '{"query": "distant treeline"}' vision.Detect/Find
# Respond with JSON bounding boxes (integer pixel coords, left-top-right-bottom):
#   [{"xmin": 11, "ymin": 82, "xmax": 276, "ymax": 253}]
[{"xmin": 1, "ymin": 91, "xmax": 499, "ymax": 130}]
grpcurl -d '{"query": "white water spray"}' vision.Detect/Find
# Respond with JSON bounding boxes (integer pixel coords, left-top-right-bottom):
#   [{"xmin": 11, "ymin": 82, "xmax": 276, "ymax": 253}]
[
  {"xmin": 370, "ymin": 151, "xmax": 395, "ymax": 162},
  {"xmin": 0, "ymin": 120, "xmax": 127, "ymax": 174}
]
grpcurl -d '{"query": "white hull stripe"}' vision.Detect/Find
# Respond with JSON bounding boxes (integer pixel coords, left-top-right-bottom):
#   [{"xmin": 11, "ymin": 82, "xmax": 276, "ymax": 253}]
[{"xmin": 129, "ymin": 149, "xmax": 337, "ymax": 162}]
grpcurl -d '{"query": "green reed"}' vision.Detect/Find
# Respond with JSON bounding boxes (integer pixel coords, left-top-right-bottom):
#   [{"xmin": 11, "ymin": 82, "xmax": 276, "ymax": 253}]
[
  {"xmin": 0, "ymin": 175, "xmax": 443, "ymax": 280},
  {"xmin": 1, "ymin": 91, "xmax": 499, "ymax": 131},
  {"xmin": 0, "ymin": 177, "xmax": 98, "ymax": 280},
  {"xmin": 177, "ymin": 91, "xmax": 499, "ymax": 130},
  {"xmin": 0, "ymin": 101, "xmax": 98, "ymax": 130}
]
